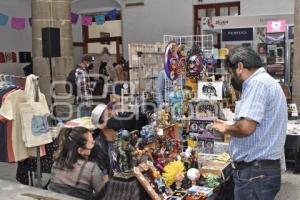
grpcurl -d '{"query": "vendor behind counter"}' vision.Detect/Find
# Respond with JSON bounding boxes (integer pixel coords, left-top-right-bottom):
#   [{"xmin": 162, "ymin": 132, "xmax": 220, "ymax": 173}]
[{"xmin": 89, "ymin": 103, "xmax": 148, "ymax": 177}]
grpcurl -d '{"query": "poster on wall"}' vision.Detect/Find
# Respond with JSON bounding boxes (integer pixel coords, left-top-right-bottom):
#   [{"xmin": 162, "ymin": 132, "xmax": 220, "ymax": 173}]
[
  {"xmin": 4, "ymin": 52, "xmax": 17, "ymax": 63},
  {"xmin": 19, "ymin": 52, "xmax": 31, "ymax": 63},
  {"xmin": 197, "ymin": 81, "xmax": 223, "ymax": 101},
  {"xmin": 254, "ymin": 27, "xmax": 266, "ymax": 43},
  {"xmin": 0, "ymin": 52, "xmax": 5, "ymax": 63},
  {"xmin": 288, "ymin": 26, "xmax": 294, "ymax": 40},
  {"xmin": 267, "ymin": 20, "xmax": 286, "ymax": 33},
  {"xmin": 266, "ymin": 32, "xmax": 285, "ymax": 45}
]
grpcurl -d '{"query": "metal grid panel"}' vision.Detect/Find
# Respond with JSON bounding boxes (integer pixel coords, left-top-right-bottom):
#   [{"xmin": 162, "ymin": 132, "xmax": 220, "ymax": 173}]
[
  {"xmin": 128, "ymin": 43, "xmax": 164, "ymax": 96},
  {"xmin": 163, "ymin": 35, "xmax": 214, "ymax": 103}
]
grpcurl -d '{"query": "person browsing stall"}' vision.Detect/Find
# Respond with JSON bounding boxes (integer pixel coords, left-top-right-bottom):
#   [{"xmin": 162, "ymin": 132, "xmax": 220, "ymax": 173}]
[
  {"xmin": 212, "ymin": 46, "xmax": 287, "ymax": 200},
  {"xmin": 48, "ymin": 127, "xmax": 108, "ymax": 200},
  {"xmin": 89, "ymin": 102, "xmax": 124, "ymax": 177},
  {"xmin": 76, "ymin": 55, "xmax": 95, "ymax": 117}
]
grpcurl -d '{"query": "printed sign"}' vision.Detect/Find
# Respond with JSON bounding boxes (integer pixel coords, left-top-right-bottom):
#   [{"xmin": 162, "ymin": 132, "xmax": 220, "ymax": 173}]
[
  {"xmin": 267, "ymin": 20, "xmax": 286, "ymax": 33},
  {"xmin": 222, "ymin": 28, "xmax": 253, "ymax": 41}
]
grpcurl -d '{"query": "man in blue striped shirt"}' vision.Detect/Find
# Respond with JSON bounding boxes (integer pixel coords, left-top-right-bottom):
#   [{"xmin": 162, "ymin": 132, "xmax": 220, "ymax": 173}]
[{"xmin": 213, "ymin": 46, "xmax": 287, "ymax": 200}]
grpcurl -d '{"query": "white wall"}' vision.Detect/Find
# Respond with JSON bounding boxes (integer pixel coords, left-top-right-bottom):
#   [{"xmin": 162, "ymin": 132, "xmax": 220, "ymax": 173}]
[
  {"xmin": 0, "ymin": 0, "xmax": 32, "ymax": 76},
  {"xmin": 241, "ymin": 0, "xmax": 294, "ymax": 15},
  {"xmin": 72, "ymin": 23, "xmax": 83, "ymax": 43},
  {"xmin": 122, "ymin": 0, "xmax": 240, "ymax": 59},
  {"xmin": 122, "ymin": 0, "xmax": 295, "ymax": 59}
]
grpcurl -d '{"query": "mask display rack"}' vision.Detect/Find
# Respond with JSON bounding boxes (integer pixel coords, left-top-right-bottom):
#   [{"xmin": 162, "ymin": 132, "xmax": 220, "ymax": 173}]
[{"xmin": 162, "ymin": 34, "xmax": 214, "ymax": 103}]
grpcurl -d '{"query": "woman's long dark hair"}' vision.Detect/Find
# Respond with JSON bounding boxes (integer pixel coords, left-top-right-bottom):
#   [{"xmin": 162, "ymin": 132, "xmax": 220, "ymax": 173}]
[{"xmin": 54, "ymin": 127, "xmax": 90, "ymax": 169}]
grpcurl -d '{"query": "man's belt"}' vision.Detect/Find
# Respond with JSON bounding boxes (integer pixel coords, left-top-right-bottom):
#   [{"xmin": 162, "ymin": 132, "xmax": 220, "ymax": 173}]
[{"xmin": 232, "ymin": 159, "xmax": 280, "ymax": 170}]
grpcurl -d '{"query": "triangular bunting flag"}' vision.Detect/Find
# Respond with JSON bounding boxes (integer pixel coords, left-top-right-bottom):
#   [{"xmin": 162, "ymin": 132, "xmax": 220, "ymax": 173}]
[
  {"xmin": 107, "ymin": 9, "xmax": 118, "ymax": 20},
  {"xmin": 71, "ymin": 12, "xmax": 79, "ymax": 24},
  {"xmin": 81, "ymin": 15, "xmax": 93, "ymax": 26},
  {"xmin": 95, "ymin": 15, "xmax": 105, "ymax": 25},
  {"xmin": 28, "ymin": 17, "xmax": 32, "ymax": 27},
  {"xmin": 0, "ymin": 13, "xmax": 9, "ymax": 26},
  {"xmin": 11, "ymin": 17, "xmax": 26, "ymax": 30}
]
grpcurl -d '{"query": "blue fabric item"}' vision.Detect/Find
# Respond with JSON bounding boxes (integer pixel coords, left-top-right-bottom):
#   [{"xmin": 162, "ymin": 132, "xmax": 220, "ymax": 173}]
[
  {"xmin": 95, "ymin": 15, "xmax": 105, "ymax": 25},
  {"xmin": 0, "ymin": 13, "xmax": 9, "ymax": 26},
  {"xmin": 31, "ymin": 115, "xmax": 49, "ymax": 135},
  {"xmin": 230, "ymin": 67, "xmax": 287, "ymax": 162}
]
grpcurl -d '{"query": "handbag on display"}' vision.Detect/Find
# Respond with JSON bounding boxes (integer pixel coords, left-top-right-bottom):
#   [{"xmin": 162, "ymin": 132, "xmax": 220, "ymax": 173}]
[{"xmin": 19, "ymin": 102, "xmax": 52, "ymax": 147}]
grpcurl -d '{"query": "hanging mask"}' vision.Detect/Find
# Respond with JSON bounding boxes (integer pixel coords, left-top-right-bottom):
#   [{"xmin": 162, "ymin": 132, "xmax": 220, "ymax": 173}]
[
  {"xmin": 164, "ymin": 41, "xmax": 180, "ymax": 80},
  {"xmin": 204, "ymin": 55, "xmax": 217, "ymax": 69},
  {"xmin": 186, "ymin": 46, "xmax": 203, "ymax": 80}
]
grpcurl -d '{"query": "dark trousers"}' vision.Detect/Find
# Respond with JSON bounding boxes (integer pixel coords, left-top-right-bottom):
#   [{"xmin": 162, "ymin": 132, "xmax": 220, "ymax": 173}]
[{"xmin": 233, "ymin": 161, "xmax": 281, "ymax": 200}]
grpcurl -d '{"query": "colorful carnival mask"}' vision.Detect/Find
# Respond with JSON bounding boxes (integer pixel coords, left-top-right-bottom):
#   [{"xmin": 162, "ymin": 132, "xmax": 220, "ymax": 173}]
[
  {"xmin": 164, "ymin": 42, "xmax": 186, "ymax": 80},
  {"xmin": 186, "ymin": 46, "xmax": 203, "ymax": 80}
]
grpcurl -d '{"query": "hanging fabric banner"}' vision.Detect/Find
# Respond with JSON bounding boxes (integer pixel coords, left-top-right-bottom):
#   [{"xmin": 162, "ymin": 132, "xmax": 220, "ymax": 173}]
[
  {"xmin": 107, "ymin": 9, "xmax": 118, "ymax": 20},
  {"xmin": 81, "ymin": 15, "xmax": 93, "ymax": 26},
  {"xmin": 0, "ymin": 13, "xmax": 9, "ymax": 26},
  {"xmin": 71, "ymin": 12, "xmax": 79, "ymax": 24},
  {"xmin": 28, "ymin": 18, "xmax": 32, "ymax": 27},
  {"xmin": 95, "ymin": 15, "xmax": 105, "ymax": 25},
  {"xmin": 11, "ymin": 17, "xmax": 26, "ymax": 30}
]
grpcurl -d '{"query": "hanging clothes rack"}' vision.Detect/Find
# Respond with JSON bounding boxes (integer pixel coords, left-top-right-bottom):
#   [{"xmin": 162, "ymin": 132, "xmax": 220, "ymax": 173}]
[{"xmin": 0, "ymin": 74, "xmax": 43, "ymax": 188}]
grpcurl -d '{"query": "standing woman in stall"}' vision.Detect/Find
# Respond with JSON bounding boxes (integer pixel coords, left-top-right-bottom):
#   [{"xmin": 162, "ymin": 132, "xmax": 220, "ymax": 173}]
[{"xmin": 48, "ymin": 127, "xmax": 108, "ymax": 200}]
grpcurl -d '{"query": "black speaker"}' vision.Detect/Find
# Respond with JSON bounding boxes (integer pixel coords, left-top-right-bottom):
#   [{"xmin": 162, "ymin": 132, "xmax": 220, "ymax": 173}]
[{"xmin": 42, "ymin": 27, "xmax": 61, "ymax": 57}]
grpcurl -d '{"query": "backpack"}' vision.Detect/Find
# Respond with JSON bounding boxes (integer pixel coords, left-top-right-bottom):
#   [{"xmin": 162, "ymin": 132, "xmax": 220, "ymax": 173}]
[{"xmin": 65, "ymin": 67, "xmax": 78, "ymax": 96}]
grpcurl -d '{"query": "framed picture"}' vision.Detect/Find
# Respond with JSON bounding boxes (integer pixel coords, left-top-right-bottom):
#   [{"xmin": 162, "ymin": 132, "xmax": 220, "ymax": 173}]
[
  {"xmin": 197, "ymin": 81, "xmax": 223, "ymax": 101},
  {"xmin": 257, "ymin": 43, "xmax": 267, "ymax": 55},
  {"xmin": 276, "ymin": 47, "xmax": 284, "ymax": 63},
  {"xmin": 189, "ymin": 101, "xmax": 219, "ymax": 119},
  {"xmin": 4, "ymin": 52, "xmax": 17, "ymax": 63},
  {"xmin": 189, "ymin": 119, "xmax": 215, "ymax": 154},
  {"xmin": 133, "ymin": 161, "xmax": 173, "ymax": 200},
  {"xmin": 19, "ymin": 52, "xmax": 31, "ymax": 63}
]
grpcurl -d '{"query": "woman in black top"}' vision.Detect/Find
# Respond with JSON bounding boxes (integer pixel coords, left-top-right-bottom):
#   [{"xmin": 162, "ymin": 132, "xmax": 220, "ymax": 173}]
[{"xmin": 48, "ymin": 127, "xmax": 108, "ymax": 200}]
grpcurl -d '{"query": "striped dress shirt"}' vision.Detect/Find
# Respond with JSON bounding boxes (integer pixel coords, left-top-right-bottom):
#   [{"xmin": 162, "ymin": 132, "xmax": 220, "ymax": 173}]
[{"xmin": 230, "ymin": 67, "xmax": 287, "ymax": 162}]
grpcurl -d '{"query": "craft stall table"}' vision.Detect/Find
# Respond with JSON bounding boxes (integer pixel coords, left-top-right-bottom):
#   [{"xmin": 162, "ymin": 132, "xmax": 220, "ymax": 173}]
[
  {"xmin": 285, "ymin": 120, "xmax": 300, "ymax": 172},
  {"xmin": 0, "ymin": 179, "xmax": 79, "ymax": 200}
]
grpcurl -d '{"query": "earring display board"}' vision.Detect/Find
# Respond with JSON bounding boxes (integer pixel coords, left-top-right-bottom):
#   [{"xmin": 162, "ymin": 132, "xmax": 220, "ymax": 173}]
[{"xmin": 128, "ymin": 43, "xmax": 164, "ymax": 95}]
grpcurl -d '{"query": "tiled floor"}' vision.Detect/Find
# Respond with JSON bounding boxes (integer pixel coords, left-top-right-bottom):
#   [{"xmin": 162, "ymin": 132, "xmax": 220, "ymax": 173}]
[{"xmin": 0, "ymin": 162, "xmax": 300, "ymax": 199}]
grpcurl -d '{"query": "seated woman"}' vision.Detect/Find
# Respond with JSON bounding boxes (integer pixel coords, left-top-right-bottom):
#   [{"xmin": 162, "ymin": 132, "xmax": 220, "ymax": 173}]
[{"xmin": 48, "ymin": 127, "xmax": 108, "ymax": 200}]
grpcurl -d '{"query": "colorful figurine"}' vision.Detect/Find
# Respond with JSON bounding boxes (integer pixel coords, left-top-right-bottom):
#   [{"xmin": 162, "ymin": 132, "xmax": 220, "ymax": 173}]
[
  {"xmin": 174, "ymin": 171, "xmax": 185, "ymax": 190},
  {"xmin": 116, "ymin": 130, "xmax": 135, "ymax": 172},
  {"xmin": 152, "ymin": 170, "xmax": 166, "ymax": 194}
]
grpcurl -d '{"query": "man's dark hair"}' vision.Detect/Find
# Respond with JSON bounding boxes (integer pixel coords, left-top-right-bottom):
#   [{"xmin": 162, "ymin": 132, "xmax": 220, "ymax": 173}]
[
  {"xmin": 82, "ymin": 55, "xmax": 95, "ymax": 62},
  {"xmin": 227, "ymin": 46, "xmax": 262, "ymax": 70}
]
